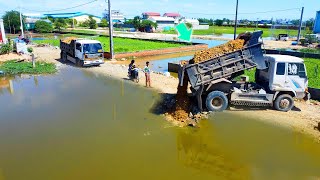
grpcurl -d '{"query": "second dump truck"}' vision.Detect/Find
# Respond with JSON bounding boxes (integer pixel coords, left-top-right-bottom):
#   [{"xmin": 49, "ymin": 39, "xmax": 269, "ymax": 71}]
[
  {"xmin": 60, "ymin": 38, "xmax": 104, "ymax": 67},
  {"xmin": 179, "ymin": 31, "xmax": 309, "ymax": 112}
]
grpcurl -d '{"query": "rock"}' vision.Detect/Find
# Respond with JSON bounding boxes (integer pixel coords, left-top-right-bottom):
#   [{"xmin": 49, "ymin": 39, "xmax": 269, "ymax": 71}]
[
  {"xmin": 120, "ymin": 58, "xmax": 126, "ymax": 61},
  {"xmin": 163, "ymin": 72, "xmax": 170, "ymax": 77},
  {"xmin": 121, "ymin": 65, "xmax": 126, "ymax": 67},
  {"xmin": 54, "ymin": 46, "xmax": 59, "ymax": 49}
]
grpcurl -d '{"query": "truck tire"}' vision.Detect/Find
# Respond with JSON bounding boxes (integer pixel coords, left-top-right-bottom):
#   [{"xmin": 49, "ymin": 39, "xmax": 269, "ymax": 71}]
[
  {"xmin": 274, "ymin": 94, "xmax": 294, "ymax": 112},
  {"xmin": 76, "ymin": 59, "xmax": 84, "ymax": 67},
  {"xmin": 206, "ymin": 91, "xmax": 228, "ymax": 112}
]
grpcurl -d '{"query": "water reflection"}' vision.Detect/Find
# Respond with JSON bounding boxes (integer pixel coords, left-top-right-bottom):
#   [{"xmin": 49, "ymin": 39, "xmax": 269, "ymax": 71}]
[
  {"xmin": 0, "ymin": 69, "xmax": 320, "ymax": 180},
  {"xmin": 0, "ymin": 77, "xmax": 14, "ymax": 95}
]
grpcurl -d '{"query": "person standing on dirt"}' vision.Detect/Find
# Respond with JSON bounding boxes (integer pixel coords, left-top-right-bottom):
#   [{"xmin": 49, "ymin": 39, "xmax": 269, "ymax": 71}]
[{"xmin": 144, "ymin": 61, "xmax": 151, "ymax": 87}]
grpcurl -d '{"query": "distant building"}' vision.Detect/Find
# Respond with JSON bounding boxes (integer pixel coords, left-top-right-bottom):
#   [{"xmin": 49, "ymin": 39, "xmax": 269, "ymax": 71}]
[
  {"xmin": 149, "ymin": 17, "xmax": 175, "ymax": 30},
  {"xmin": 181, "ymin": 18, "xmax": 199, "ymax": 27},
  {"xmin": 25, "ymin": 18, "xmax": 52, "ymax": 30},
  {"xmin": 163, "ymin": 13, "xmax": 181, "ymax": 19},
  {"xmin": 180, "ymin": 18, "xmax": 209, "ymax": 30},
  {"xmin": 104, "ymin": 10, "xmax": 125, "ymax": 24},
  {"xmin": 314, "ymin": 11, "xmax": 320, "ymax": 33},
  {"xmin": 142, "ymin": 12, "xmax": 161, "ymax": 19},
  {"xmin": 43, "ymin": 12, "xmax": 102, "ymax": 23}
]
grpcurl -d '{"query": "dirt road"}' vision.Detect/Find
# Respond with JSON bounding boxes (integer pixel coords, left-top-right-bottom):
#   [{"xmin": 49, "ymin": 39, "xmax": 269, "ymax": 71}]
[{"xmin": 30, "ymin": 46, "xmax": 320, "ymax": 140}]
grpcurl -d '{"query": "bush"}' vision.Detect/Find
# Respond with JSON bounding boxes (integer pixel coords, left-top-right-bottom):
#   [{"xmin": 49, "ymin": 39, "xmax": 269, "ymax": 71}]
[
  {"xmin": 27, "ymin": 47, "xmax": 33, "ymax": 53},
  {"xmin": 34, "ymin": 20, "xmax": 53, "ymax": 33},
  {"xmin": 99, "ymin": 19, "xmax": 108, "ymax": 27},
  {"xmin": 88, "ymin": 16, "xmax": 97, "ymax": 29},
  {"xmin": 54, "ymin": 18, "xmax": 67, "ymax": 31},
  {"xmin": 0, "ymin": 43, "xmax": 12, "ymax": 55},
  {"xmin": 186, "ymin": 22, "xmax": 193, "ymax": 29}
]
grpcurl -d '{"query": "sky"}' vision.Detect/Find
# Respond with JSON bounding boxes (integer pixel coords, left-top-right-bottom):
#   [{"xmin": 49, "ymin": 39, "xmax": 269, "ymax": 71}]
[{"xmin": 0, "ymin": 0, "xmax": 319, "ymax": 20}]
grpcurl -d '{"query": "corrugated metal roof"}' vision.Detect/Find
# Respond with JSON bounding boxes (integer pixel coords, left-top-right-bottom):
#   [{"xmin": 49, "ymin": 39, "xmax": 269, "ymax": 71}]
[{"xmin": 43, "ymin": 12, "xmax": 101, "ymax": 19}]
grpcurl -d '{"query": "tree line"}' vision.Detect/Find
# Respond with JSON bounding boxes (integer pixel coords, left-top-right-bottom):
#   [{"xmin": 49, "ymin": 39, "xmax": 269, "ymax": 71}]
[{"xmin": 1, "ymin": 10, "xmax": 108, "ymax": 34}]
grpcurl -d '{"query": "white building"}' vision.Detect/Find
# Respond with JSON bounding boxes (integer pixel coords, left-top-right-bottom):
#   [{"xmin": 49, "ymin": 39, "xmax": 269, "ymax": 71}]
[
  {"xmin": 149, "ymin": 17, "xmax": 175, "ymax": 30},
  {"xmin": 104, "ymin": 10, "xmax": 125, "ymax": 24},
  {"xmin": 44, "ymin": 12, "xmax": 102, "ymax": 23},
  {"xmin": 180, "ymin": 18, "xmax": 209, "ymax": 30}
]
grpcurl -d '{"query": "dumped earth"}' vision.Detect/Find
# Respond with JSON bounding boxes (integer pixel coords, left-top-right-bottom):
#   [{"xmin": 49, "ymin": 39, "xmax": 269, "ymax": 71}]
[
  {"xmin": 61, "ymin": 37, "xmax": 78, "ymax": 44},
  {"xmin": 194, "ymin": 39, "xmax": 245, "ymax": 63},
  {"xmin": 165, "ymin": 33, "xmax": 253, "ymax": 127}
]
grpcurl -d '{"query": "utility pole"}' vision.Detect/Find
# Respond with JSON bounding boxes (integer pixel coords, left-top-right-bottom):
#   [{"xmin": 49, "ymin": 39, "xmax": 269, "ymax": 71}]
[
  {"xmin": 19, "ymin": 5, "xmax": 24, "ymax": 37},
  {"xmin": 297, "ymin": 7, "xmax": 304, "ymax": 43},
  {"xmin": 107, "ymin": 0, "xmax": 114, "ymax": 59},
  {"xmin": 234, "ymin": 0, "xmax": 239, "ymax": 40}
]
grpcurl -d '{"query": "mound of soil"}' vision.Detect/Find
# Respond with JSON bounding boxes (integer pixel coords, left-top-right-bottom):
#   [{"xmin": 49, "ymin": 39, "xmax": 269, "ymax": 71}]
[{"xmin": 194, "ymin": 39, "xmax": 245, "ymax": 63}]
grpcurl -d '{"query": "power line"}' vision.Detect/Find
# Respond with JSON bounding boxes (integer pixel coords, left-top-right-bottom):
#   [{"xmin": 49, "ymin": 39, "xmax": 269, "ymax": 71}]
[
  {"xmin": 180, "ymin": 8, "xmax": 300, "ymax": 16},
  {"xmin": 21, "ymin": 0, "xmax": 97, "ymax": 13}
]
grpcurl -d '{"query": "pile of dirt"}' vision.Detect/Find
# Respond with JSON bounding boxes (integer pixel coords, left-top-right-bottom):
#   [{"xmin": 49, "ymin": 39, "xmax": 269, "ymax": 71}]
[
  {"xmin": 61, "ymin": 37, "xmax": 78, "ymax": 44},
  {"xmin": 172, "ymin": 74, "xmax": 190, "ymax": 123},
  {"xmin": 194, "ymin": 39, "xmax": 245, "ymax": 63}
]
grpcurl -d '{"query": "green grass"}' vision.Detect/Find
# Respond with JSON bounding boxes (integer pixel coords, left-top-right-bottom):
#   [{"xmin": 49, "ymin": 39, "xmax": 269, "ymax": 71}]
[
  {"xmin": 242, "ymin": 58, "xmax": 320, "ymax": 88},
  {"xmin": 0, "ymin": 60, "xmax": 57, "ymax": 75},
  {"xmin": 303, "ymin": 58, "xmax": 320, "ymax": 88},
  {"xmin": 299, "ymin": 48, "xmax": 320, "ymax": 54},
  {"xmin": 95, "ymin": 36, "xmax": 186, "ymax": 53},
  {"xmin": 33, "ymin": 35, "xmax": 187, "ymax": 53},
  {"xmin": 163, "ymin": 26, "xmax": 298, "ymax": 37}
]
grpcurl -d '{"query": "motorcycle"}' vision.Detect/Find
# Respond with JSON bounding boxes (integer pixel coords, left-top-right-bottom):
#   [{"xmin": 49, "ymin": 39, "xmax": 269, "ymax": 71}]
[{"xmin": 128, "ymin": 68, "xmax": 139, "ymax": 83}]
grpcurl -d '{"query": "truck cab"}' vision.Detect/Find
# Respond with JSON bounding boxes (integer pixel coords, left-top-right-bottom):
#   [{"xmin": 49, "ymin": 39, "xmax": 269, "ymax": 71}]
[{"xmin": 261, "ymin": 55, "xmax": 308, "ymax": 99}]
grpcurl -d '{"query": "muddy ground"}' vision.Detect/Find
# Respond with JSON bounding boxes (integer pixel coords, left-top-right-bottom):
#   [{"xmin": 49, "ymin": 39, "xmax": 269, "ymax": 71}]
[{"xmin": 2, "ymin": 46, "xmax": 320, "ymax": 140}]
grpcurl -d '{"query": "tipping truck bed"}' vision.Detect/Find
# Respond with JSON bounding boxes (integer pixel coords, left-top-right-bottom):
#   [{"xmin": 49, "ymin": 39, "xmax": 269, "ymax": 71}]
[
  {"xmin": 179, "ymin": 31, "xmax": 264, "ymax": 92},
  {"xmin": 60, "ymin": 39, "xmax": 76, "ymax": 57},
  {"xmin": 178, "ymin": 31, "xmax": 265, "ymax": 111}
]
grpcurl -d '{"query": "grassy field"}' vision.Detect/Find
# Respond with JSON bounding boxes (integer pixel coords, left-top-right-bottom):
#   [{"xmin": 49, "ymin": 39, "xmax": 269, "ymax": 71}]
[
  {"xmin": 243, "ymin": 58, "xmax": 320, "ymax": 88},
  {"xmin": 163, "ymin": 26, "xmax": 298, "ymax": 37},
  {"xmin": 33, "ymin": 35, "xmax": 186, "ymax": 53},
  {"xmin": 0, "ymin": 60, "xmax": 57, "ymax": 75}
]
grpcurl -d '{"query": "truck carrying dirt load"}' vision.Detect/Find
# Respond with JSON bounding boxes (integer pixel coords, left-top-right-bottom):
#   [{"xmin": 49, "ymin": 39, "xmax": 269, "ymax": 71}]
[
  {"xmin": 177, "ymin": 31, "xmax": 309, "ymax": 113},
  {"xmin": 60, "ymin": 37, "xmax": 104, "ymax": 67}
]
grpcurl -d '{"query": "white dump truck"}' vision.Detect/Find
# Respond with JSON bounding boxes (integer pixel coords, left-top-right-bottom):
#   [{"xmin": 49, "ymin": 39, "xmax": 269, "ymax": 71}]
[
  {"xmin": 179, "ymin": 31, "xmax": 309, "ymax": 112},
  {"xmin": 60, "ymin": 39, "xmax": 104, "ymax": 67}
]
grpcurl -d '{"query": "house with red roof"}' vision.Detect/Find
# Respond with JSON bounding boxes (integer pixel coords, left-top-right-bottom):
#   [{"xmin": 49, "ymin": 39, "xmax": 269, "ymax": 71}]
[
  {"xmin": 142, "ymin": 12, "xmax": 161, "ymax": 19},
  {"xmin": 163, "ymin": 13, "xmax": 181, "ymax": 19}
]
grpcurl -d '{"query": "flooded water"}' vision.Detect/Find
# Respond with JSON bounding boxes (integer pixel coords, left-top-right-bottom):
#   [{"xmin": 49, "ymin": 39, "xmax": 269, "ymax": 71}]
[
  {"xmin": 1, "ymin": 69, "xmax": 320, "ymax": 180},
  {"xmin": 125, "ymin": 39, "xmax": 227, "ymax": 73}
]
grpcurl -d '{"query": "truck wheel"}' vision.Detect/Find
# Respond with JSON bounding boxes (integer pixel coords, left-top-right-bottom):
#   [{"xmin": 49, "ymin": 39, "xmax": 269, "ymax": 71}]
[
  {"xmin": 274, "ymin": 94, "xmax": 294, "ymax": 112},
  {"xmin": 76, "ymin": 59, "xmax": 83, "ymax": 67},
  {"xmin": 206, "ymin": 91, "xmax": 228, "ymax": 112}
]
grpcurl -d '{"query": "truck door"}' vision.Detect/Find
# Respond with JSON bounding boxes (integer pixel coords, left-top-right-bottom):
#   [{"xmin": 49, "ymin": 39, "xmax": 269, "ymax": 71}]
[
  {"xmin": 271, "ymin": 62, "xmax": 287, "ymax": 89},
  {"xmin": 285, "ymin": 63, "xmax": 307, "ymax": 96},
  {"xmin": 75, "ymin": 43, "xmax": 83, "ymax": 60}
]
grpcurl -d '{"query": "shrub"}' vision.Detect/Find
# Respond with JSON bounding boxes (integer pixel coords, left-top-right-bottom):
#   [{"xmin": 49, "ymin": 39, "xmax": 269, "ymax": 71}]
[
  {"xmin": 186, "ymin": 22, "xmax": 193, "ymax": 29},
  {"xmin": 27, "ymin": 47, "xmax": 33, "ymax": 53},
  {"xmin": 0, "ymin": 43, "xmax": 12, "ymax": 55},
  {"xmin": 99, "ymin": 19, "xmax": 108, "ymax": 27},
  {"xmin": 34, "ymin": 20, "xmax": 53, "ymax": 33}
]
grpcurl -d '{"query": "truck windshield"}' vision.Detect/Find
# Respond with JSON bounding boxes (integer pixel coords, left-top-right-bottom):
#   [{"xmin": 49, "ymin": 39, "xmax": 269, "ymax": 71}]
[{"xmin": 83, "ymin": 43, "xmax": 103, "ymax": 54}]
